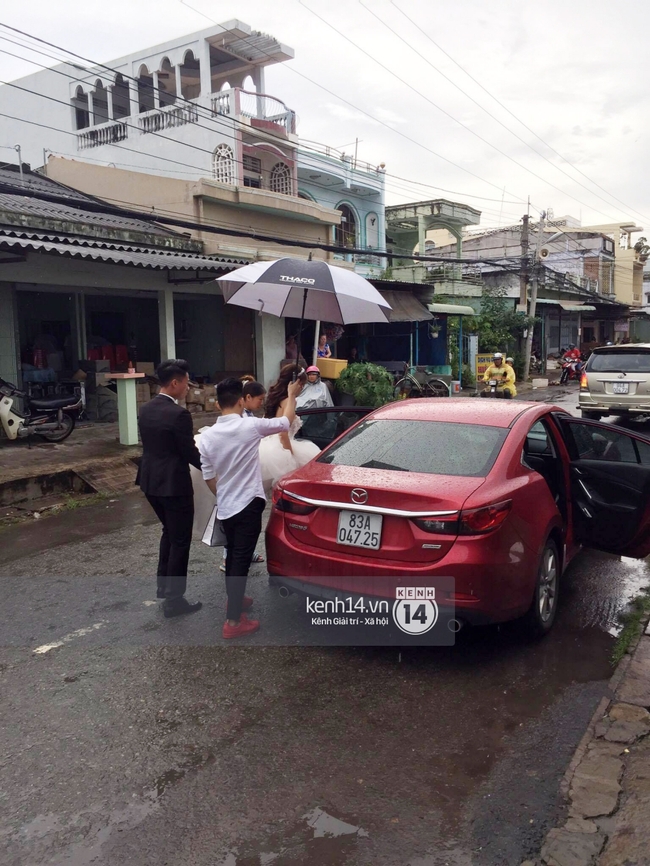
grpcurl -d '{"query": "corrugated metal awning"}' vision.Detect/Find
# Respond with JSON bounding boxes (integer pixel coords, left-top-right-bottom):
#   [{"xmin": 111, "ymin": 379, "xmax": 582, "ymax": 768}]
[
  {"xmin": 0, "ymin": 232, "xmax": 249, "ymax": 271},
  {"xmin": 428, "ymin": 302, "xmax": 476, "ymax": 316},
  {"xmin": 378, "ymin": 290, "xmax": 433, "ymax": 322},
  {"xmin": 536, "ymin": 299, "xmax": 597, "ymax": 312}
]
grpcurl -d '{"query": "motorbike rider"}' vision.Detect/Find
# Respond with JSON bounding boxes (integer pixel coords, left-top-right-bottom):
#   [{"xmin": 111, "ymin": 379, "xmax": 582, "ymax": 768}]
[
  {"xmin": 559, "ymin": 343, "xmax": 583, "ymax": 385},
  {"xmin": 481, "ymin": 352, "xmax": 517, "ymax": 398}
]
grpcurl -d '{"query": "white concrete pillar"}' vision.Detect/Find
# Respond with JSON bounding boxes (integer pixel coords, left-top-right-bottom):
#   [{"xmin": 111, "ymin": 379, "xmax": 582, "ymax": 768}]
[
  {"xmin": 128, "ymin": 78, "xmax": 139, "ymax": 117},
  {"xmin": 418, "ymin": 215, "xmax": 426, "ymax": 259},
  {"xmin": 0, "ymin": 284, "xmax": 20, "ymax": 387},
  {"xmin": 175, "ymin": 64, "xmax": 183, "ymax": 101},
  {"xmin": 199, "ymin": 40, "xmax": 212, "ymax": 96},
  {"xmin": 106, "ymin": 86, "xmax": 114, "ymax": 121},
  {"xmin": 158, "ymin": 289, "xmax": 176, "ymax": 361},
  {"xmin": 252, "ymin": 66, "xmax": 265, "ymax": 94},
  {"xmin": 254, "ymin": 314, "xmax": 285, "ymax": 388},
  {"xmin": 153, "ymin": 71, "xmax": 160, "ymax": 108}
]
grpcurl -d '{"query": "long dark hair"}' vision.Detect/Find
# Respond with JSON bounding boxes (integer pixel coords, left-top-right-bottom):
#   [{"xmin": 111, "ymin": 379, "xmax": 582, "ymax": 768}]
[{"xmin": 264, "ymin": 363, "xmax": 306, "ymax": 418}]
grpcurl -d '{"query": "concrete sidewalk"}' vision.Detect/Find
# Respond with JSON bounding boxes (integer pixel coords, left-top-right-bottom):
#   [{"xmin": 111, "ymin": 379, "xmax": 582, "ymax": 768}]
[
  {"xmin": 525, "ymin": 621, "xmax": 650, "ymax": 866},
  {"xmin": 0, "ymin": 412, "xmax": 219, "ymax": 504}
]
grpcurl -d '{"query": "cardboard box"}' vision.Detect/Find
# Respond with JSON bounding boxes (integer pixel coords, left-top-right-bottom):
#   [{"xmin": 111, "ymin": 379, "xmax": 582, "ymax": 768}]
[
  {"xmin": 187, "ymin": 388, "xmax": 205, "ymax": 407},
  {"xmin": 316, "ymin": 358, "xmax": 348, "ymax": 380},
  {"xmin": 136, "ymin": 362, "xmax": 155, "ymax": 375},
  {"xmin": 204, "ymin": 396, "xmax": 218, "ymax": 412},
  {"xmin": 202, "ymin": 384, "xmax": 216, "ymax": 400},
  {"xmin": 187, "ymin": 403, "xmax": 203, "ymax": 414},
  {"xmin": 136, "ymin": 383, "xmax": 150, "ymax": 402}
]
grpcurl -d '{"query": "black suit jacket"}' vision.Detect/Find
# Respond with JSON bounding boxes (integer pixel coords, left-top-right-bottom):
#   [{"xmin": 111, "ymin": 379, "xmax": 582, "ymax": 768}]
[{"xmin": 136, "ymin": 394, "xmax": 201, "ymax": 497}]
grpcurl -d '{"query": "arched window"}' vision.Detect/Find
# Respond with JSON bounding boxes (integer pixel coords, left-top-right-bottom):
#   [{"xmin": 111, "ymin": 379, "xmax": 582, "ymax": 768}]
[
  {"xmin": 270, "ymin": 162, "xmax": 292, "ymax": 195},
  {"xmin": 180, "ymin": 50, "xmax": 201, "ymax": 100},
  {"xmin": 112, "ymin": 73, "xmax": 130, "ymax": 119},
  {"xmin": 137, "ymin": 65, "xmax": 155, "ymax": 113},
  {"xmin": 92, "ymin": 80, "xmax": 109, "ymax": 125},
  {"xmin": 72, "ymin": 86, "xmax": 90, "ymax": 130},
  {"xmin": 158, "ymin": 57, "xmax": 176, "ymax": 107},
  {"xmin": 242, "ymin": 74, "xmax": 255, "ymax": 92},
  {"xmin": 220, "ymin": 80, "xmax": 231, "ymax": 91},
  {"xmin": 337, "ymin": 204, "xmax": 357, "ymax": 248},
  {"xmin": 212, "ymin": 144, "xmax": 235, "ymax": 184}
]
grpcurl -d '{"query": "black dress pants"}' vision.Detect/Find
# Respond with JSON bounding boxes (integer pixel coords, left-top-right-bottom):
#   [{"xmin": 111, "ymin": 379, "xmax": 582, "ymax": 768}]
[
  {"xmin": 222, "ymin": 497, "xmax": 265, "ymax": 621},
  {"xmin": 145, "ymin": 494, "xmax": 194, "ymax": 602}
]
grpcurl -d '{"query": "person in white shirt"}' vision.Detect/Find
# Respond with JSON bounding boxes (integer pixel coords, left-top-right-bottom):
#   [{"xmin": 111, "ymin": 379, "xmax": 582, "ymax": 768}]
[{"xmin": 199, "ymin": 376, "xmax": 302, "ymax": 639}]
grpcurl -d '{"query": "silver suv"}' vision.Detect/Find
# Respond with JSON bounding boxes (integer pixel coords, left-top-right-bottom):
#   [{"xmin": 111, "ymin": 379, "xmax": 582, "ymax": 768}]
[{"xmin": 579, "ymin": 343, "xmax": 650, "ymax": 420}]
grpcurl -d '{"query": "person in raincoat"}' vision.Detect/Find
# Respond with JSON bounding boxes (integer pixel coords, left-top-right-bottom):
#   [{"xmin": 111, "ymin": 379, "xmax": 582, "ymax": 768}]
[
  {"xmin": 295, "ymin": 366, "xmax": 334, "ymax": 410},
  {"xmin": 481, "ymin": 352, "xmax": 517, "ymax": 398}
]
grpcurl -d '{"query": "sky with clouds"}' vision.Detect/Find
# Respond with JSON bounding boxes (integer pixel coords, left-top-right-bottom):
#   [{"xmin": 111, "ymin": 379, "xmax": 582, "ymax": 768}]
[{"xmin": 0, "ymin": 0, "xmax": 648, "ymax": 231}]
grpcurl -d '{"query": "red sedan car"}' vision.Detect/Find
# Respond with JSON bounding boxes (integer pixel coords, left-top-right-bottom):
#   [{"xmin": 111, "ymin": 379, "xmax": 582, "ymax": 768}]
[{"xmin": 266, "ymin": 399, "xmax": 650, "ymax": 635}]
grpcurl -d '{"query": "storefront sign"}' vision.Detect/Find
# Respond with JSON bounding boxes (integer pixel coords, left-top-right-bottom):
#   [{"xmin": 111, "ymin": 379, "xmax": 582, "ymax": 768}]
[
  {"xmin": 476, "ymin": 353, "xmax": 495, "ymax": 380},
  {"xmin": 614, "ymin": 320, "xmax": 629, "ymax": 332}
]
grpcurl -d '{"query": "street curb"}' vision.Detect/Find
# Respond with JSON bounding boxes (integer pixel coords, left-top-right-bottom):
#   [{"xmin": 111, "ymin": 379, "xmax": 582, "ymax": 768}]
[{"xmin": 525, "ymin": 611, "xmax": 650, "ymax": 866}]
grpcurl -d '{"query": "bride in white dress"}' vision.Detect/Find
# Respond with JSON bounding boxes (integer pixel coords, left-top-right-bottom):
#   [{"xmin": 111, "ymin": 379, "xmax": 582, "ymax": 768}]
[{"xmin": 258, "ymin": 364, "xmax": 321, "ymax": 495}]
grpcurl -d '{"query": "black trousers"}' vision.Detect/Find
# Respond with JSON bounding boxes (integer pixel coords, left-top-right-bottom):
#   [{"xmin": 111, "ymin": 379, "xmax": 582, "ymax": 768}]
[
  {"xmin": 145, "ymin": 494, "xmax": 194, "ymax": 602},
  {"xmin": 222, "ymin": 497, "xmax": 265, "ymax": 621}
]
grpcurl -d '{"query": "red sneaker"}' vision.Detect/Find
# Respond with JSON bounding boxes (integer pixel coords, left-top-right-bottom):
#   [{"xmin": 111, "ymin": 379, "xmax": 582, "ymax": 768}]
[
  {"xmin": 222, "ymin": 617, "xmax": 260, "ymax": 639},
  {"xmin": 242, "ymin": 595, "xmax": 254, "ymax": 611}
]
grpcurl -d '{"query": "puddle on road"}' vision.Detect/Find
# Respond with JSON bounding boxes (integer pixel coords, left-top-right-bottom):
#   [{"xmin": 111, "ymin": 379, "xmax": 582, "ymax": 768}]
[
  {"xmin": 563, "ymin": 549, "xmax": 650, "ymax": 637},
  {"xmin": 218, "ymin": 807, "xmax": 369, "ymax": 866}
]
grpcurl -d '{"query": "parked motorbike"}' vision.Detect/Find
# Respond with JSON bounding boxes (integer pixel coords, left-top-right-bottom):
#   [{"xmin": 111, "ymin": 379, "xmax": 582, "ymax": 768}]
[{"xmin": 0, "ymin": 377, "xmax": 82, "ymax": 442}]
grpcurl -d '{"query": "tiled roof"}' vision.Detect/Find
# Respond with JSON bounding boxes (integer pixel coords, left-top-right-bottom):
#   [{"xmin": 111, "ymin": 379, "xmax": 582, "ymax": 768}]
[
  {"xmin": 0, "ymin": 229, "xmax": 249, "ymax": 271},
  {"xmin": 0, "ymin": 165, "xmax": 180, "ymax": 239}
]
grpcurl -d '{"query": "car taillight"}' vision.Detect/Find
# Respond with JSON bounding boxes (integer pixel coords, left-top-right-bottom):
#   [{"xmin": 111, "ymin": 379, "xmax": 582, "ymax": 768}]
[
  {"xmin": 459, "ymin": 500, "xmax": 511, "ymax": 535},
  {"xmin": 580, "ymin": 373, "xmax": 588, "ymax": 389},
  {"xmin": 273, "ymin": 490, "xmax": 316, "ymax": 515},
  {"xmin": 412, "ymin": 515, "xmax": 459, "ymax": 535}
]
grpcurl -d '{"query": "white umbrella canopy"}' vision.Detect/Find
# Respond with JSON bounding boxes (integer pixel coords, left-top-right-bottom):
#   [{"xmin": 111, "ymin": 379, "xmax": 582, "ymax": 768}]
[{"xmin": 214, "ymin": 258, "xmax": 392, "ymax": 325}]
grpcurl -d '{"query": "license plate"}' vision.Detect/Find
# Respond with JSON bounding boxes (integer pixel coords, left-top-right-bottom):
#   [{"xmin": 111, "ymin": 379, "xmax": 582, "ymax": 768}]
[
  {"xmin": 337, "ymin": 511, "xmax": 382, "ymax": 549},
  {"xmin": 612, "ymin": 382, "xmax": 629, "ymax": 394}
]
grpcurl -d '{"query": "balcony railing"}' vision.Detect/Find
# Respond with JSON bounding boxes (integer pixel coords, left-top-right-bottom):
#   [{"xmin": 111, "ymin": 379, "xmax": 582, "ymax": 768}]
[
  {"xmin": 139, "ymin": 103, "xmax": 199, "ymax": 134},
  {"xmin": 299, "ymin": 139, "xmax": 384, "ymax": 175},
  {"xmin": 77, "ymin": 121, "xmax": 128, "ymax": 149},
  {"xmin": 211, "ymin": 88, "xmax": 296, "ymax": 134}
]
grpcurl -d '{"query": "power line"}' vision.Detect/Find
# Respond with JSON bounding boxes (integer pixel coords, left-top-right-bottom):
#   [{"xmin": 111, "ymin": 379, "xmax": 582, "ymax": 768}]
[
  {"xmin": 0, "ymin": 30, "xmax": 525, "ymax": 219},
  {"xmin": 390, "ymin": 0, "xmax": 650, "ymax": 225},
  {"xmin": 299, "ymin": 0, "xmax": 628, "ymax": 225},
  {"xmin": 0, "ymin": 171, "xmax": 527, "ymax": 269}
]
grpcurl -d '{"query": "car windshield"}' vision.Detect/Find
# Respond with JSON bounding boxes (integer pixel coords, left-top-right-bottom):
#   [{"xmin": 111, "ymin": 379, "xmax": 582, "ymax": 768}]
[
  {"xmin": 587, "ymin": 351, "xmax": 650, "ymax": 373},
  {"xmin": 318, "ymin": 419, "xmax": 507, "ymax": 477}
]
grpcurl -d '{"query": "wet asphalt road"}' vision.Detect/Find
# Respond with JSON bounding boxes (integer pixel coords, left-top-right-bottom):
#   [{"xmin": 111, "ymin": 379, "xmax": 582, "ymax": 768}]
[{"xmin": 1, "ymin": 388, "xmax": 650, "ymax": 866}]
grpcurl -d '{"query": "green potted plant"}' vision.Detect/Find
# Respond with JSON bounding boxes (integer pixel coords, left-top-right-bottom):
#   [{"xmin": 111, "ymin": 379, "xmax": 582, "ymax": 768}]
[{"xmin": 336, "ymin": 362, "xmax": 394, "ymax": 408}]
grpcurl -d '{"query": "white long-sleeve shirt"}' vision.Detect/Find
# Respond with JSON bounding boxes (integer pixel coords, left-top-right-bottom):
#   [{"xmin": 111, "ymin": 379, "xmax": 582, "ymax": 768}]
[{"xmin": 199, "ymin": 413, "xmax": 290, "ymax": 519}]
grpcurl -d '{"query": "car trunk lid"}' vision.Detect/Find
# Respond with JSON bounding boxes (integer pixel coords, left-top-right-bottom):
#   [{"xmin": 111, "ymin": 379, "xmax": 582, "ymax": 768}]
[{"xmin": 277, "ymin": 465, "xmax": 486, "ymax": 563}]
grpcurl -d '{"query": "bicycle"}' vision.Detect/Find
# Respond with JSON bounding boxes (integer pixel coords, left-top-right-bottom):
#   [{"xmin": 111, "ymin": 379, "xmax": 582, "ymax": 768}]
[{"xmin": 393, "ymin": 364, "xmax": 451, "ymax": 400}]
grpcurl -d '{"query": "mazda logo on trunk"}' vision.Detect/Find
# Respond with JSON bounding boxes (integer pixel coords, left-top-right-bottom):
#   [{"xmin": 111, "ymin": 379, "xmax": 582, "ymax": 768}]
[{"xmin": 351, "ymin": 488, "xmax": 368, "ymax": 505}]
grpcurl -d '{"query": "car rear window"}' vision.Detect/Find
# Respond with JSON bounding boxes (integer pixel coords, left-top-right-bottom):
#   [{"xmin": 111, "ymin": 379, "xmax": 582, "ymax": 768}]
[
  {"xmin": 318, "ymin": 419, "xmax": 507, "ymax": 476},
  {"xmin": 587, "ymin": 351, "xmax": 650, "ymax": 373}
]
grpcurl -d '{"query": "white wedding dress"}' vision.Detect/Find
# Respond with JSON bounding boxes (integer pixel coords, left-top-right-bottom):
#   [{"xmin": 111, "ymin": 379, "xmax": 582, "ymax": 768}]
[{"xmin": 258, "ymin": 416, "xmax": 321, "ymax": 495}]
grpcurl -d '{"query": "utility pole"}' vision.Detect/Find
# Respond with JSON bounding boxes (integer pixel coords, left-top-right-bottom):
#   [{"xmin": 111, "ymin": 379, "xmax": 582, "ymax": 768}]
[
  {"xmin": 519, "ymin": 213, "xmax": 530, "ymax": 309},
  {"xmin": 523, "ymin": 210, "xmax": 546, "ymax": 382}
]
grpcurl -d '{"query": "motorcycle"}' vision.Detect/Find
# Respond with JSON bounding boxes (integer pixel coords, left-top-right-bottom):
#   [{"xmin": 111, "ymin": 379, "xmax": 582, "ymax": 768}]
[
  {"xmin": 481, "ymin": 378, "xmax": 512, "ymax": 398},
  {"xmin": 559, "ymin": 356, "xmax": 585, "ymax": 385},
  {"xmin": 0, "ymin": 377, "xmax": 82, "ymax": 442}
]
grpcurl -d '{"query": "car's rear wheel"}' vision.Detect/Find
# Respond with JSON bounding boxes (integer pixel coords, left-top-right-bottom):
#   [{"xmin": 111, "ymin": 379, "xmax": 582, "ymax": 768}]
[
  {"xmin": 522, "ymin": 538, "xmax": 560, "ymax": 637},
  {"xmin": 581, "ymin": 411, "xmax": 602, "ymax": 421}
]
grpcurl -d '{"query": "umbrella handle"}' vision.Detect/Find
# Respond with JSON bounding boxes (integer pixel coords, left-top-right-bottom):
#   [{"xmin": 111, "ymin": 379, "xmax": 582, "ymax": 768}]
[{"xmin": 294, "ymin": 286, "xmax": 309, "ymax": 382}]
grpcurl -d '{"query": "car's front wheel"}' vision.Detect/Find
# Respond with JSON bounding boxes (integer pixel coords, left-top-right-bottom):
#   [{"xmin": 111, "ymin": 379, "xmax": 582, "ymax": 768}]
[{"xmin": 522, "ymin": 538, "xmax": 560, "ymax": 637}]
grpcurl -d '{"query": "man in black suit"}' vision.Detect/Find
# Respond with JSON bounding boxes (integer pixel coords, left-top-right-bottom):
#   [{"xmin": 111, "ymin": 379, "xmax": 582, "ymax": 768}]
[{"xmin": 136, "ymin": 359, "xmax": 202, "ymax": 618}]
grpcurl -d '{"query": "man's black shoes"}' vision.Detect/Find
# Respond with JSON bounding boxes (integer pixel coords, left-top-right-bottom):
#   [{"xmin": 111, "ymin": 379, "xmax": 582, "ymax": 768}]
[{"xmin": 163, "ymin": 599, "xmax": 203, "ymax": 618}]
